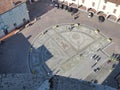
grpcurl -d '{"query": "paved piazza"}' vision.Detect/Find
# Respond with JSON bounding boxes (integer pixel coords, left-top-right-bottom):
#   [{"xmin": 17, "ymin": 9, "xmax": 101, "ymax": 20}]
[{"xmin": 29, "ymin": 23, "xmax": 111, "ymax": 81}]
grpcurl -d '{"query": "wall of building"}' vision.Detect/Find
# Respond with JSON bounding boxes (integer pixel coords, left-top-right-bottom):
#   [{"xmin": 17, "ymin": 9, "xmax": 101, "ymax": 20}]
[
  {"xmin": 58, "ymin": 0, "xmax": 120, "ymax": 20},
  {"xmin": 80, "ymin": 0, "xmax": 100, "ymax": 11},
  {"xmin": 0, "ymin": 2, "xmax": 30, "ymax": 38}
]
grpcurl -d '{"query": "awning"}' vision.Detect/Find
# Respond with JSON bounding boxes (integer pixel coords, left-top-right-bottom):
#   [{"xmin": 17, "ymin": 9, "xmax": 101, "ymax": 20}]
[
  {"xmin": 62, "ymin": 1, "xmax": 68, "ymax": 6},
  {"xmin": 69, "ymin": 3, "xmax": 78, "ymax": 8},
  {"xmin": 97, "ymin": 11, "xmax": 106, "ymax": 22},
  {"xmin": 88, "ymin": 8, "xmax": 97, "ymax": 13},
  {"xmin": 107, "ymin": 15, "xmax": 117, "ymax": 21},
  {"xmin": 97, "ymin": 11, "xmax": 107, "ymax": 17},
  {"xmin": 78, "ymin": 5, "xmax": 87, "ymax": 11}
]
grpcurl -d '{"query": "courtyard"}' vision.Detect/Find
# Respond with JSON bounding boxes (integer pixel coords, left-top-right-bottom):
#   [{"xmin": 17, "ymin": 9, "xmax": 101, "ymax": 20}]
[{"xmin": 29, "ymin": 23, "xmax": 113, "ymax": 83}]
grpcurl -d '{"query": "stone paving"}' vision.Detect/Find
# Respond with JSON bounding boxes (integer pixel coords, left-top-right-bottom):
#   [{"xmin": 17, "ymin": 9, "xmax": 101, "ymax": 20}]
[
  {"xmin": 85, "ymin": 58, "xmax": 119, "ymax": 84},
  {"xmin": 29, "ymin": 23, "xmax": 112, "ymax": 81}
]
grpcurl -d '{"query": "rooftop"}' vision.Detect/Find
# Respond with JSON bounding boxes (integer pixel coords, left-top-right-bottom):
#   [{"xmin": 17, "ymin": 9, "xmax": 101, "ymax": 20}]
[
  {"xmin": 0, "ymin": 0, "xmax": 26, "ymax": 14},
  {"xmin": 105, "ymin": 0, "xmax": 120, "ymax": 5}
]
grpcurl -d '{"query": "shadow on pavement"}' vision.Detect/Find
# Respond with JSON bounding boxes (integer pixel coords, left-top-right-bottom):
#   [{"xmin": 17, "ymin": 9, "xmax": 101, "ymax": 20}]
[
  {"xmin": 27, "ymin": 0, "xmax": 54, "ymax": 20},
  {"xmin": 102, "ymin": 62, "xmax": 120, "ymax": 89},
  {"xmin": 0, "ymin": 32, "xmax": 53, "ymax": 76},
  {"xmin": 0, "ymin": 33, "xmax": 31, "ymax": 73},
  {"xmin": 49, "ymin": 75, "xmax": 116, "ymax": 90}
]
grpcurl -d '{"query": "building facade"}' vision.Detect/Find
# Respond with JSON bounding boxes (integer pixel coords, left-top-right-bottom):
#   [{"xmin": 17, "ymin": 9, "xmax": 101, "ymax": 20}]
[
  {"xmin": 57, "ymin": 0, "xmax": 120, "ymax": 23},
  {"xmin": 0, "ymin": 0, "xmax": 29, "ymax": 38}
]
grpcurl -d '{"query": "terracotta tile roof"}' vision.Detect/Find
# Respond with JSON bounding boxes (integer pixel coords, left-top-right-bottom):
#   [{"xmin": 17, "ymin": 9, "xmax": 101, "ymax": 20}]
[
  {"xmin": 0, "ymin": 0, "xmax": 26, "ymax": 14},
  {"xmin": 105, "ymin": 0, "xmax": 120, "ymax": 5},
  {"xmin": 0, "ymin": 0, "xmax": 13, "ymax": 14}
]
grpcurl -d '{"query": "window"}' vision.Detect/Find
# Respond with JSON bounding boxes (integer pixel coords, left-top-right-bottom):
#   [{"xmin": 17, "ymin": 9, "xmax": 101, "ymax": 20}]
[
  {"xmin": 116, "ymin": 4, "xmax": 118, "ymax": 7},
  {"xmin": 13, "ymin": 23, "xmax": 17, "ymax": 27},
  {"xmin": 92, "ymin": 2, "xmax": 95, "ymax": 7},
  {"xmin": 104, "ymin": 0, "xmax": 107, "ymax": 3},
  {"xmin": 23, "ymin": 18, "xmax": 26, "ymax": 23},
  {"xmin": 102, "ymin": 5, "xmax": 106, "ymax": 10},
  {"xmin": 82, "ymin": 0, "xmax": 85, "ymax": 3},
  {"xmin": 113, "ymin": 9, "xmax": 117, "ymax": 13}
]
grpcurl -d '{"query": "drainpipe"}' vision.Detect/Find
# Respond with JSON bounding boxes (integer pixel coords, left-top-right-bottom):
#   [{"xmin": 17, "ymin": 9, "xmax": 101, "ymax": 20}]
[
  {"xmin": 29, "ymin": 0, "xmax": 32, "ymax": 4},
  {"xmin": 77, "ymin": 0, "xmax": 79, "ymax": 8},
  {"xmin": 97, "ymin": 0, "xmax": 102, "ymax": 12}
]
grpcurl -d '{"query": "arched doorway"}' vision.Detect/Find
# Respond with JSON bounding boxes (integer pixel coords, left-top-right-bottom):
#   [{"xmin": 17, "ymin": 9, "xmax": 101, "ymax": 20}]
[
  {"xmin": 87, "ymin": 8, "xmax": 97, "ymax": 13},
  {"xmin": 78, "ymin": 5, "xmax": 87, "ymax": 12},
  {"xmin": 97, "ymin": 11, "xmax": 107, "ymax": 22},
  {"xmin": 107, "ymin": 15, "xmax": 117, "ymax": 22},
  {"xmin": 117, "ymin": 18, "xmax": 120, "ymax": 24},
  {"xmin": 87, "ymin": 8, "xmax": 97, "ymax": 18}
]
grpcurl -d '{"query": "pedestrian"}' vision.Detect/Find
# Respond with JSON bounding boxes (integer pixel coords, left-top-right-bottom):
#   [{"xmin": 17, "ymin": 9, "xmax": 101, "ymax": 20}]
[{"xmin": 74, "ymin": 15, "xmax": 79, "ymax": 20}]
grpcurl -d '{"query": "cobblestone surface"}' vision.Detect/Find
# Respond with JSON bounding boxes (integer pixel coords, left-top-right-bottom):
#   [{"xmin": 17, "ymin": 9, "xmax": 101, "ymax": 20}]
[{"xmin": 29, "ymin": 24, "xmax": 112, "ymax": 82}]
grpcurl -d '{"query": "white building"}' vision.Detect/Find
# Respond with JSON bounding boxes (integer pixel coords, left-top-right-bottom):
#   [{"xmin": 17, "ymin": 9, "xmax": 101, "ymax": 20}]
[{"xmin": 57, "ymin": 0, "xmax": 120, "ymax": 23}]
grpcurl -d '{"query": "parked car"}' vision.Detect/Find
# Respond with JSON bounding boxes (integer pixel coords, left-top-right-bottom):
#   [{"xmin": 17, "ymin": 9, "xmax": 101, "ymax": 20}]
[
  {"xmin": 91, "ymin": 79, "xmax": 98, "ymax": 83},
  {"xmin": 94, "ymin": 67, "xmax": 100, "ymax": 72},
  {"xmin": 96, "ymin": 57, "xmax": 101, "ymax": 62},
  {"xmin": 94, "ymin": 55, "xmax": 99, "ymax": 60},
  {"xmin": 91, "ymin": 54, "xmax": 96, "ymax": 59}
]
